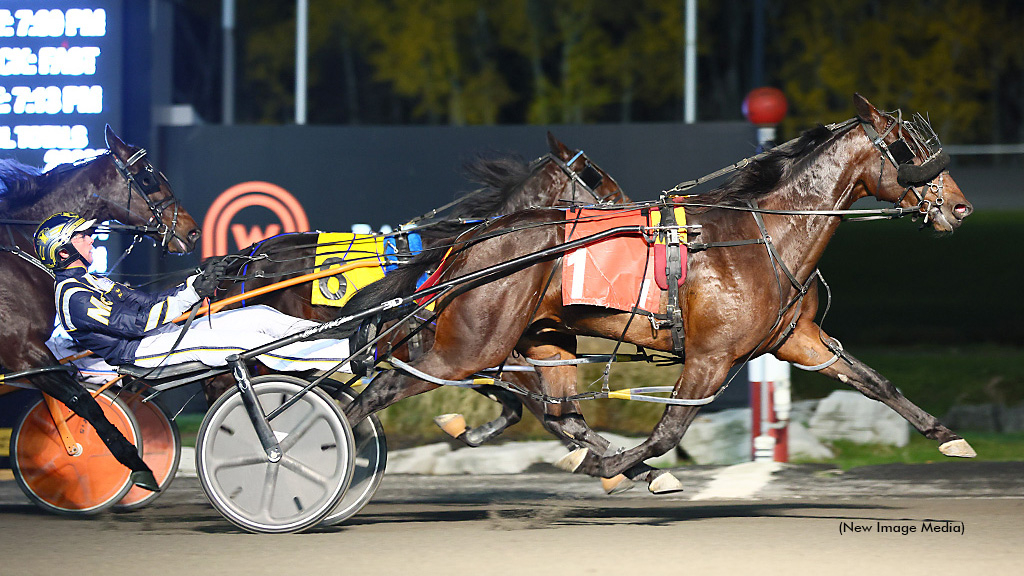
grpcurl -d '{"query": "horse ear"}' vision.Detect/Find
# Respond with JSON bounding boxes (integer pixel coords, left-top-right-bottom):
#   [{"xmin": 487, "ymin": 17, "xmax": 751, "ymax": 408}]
[
  {"xmin": 853, "ymin": 93, "xmax": 877, "ymax": 122},
  {"xmin": 104, "ymin": 124, "xmax": 127, "ymax": 154},
  {"xmin": 547, "ymin": 131, "xmax": 572, "ymax": 160}
]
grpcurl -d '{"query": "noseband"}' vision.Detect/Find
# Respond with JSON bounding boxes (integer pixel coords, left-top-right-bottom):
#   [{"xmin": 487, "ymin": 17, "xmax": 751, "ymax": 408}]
[{"xmin": 108, "ymin": 148, "xmax": 184, "ymax": 250}]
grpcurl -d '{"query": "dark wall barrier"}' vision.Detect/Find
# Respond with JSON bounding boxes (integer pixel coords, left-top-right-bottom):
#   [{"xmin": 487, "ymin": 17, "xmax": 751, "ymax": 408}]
[{"xmin": 159, "ymin": 122, "xmax": 757, "ymax": 260}]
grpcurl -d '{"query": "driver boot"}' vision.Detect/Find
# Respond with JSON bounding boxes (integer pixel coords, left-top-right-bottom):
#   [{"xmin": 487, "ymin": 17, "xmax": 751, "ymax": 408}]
[{"xmin": 130, "ymin": 469, "xmax": 161, "ymax": 492}]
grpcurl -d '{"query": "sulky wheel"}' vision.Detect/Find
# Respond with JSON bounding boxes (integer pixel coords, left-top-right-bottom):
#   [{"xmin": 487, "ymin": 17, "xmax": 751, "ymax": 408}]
[
  {"xmin": 114, "ymin": 396, "xmax": 181, "ymax": 510},
  {"xmin": 11, "ymin": 389, "xmax": 140, "ymax": 515},
  {"xmin": 320, "ymin": 386, "xmax": 387, "ymax": 526},
  {"xmin": 196, "ymin": 375, "xmax": 355, "ymax": 534}
]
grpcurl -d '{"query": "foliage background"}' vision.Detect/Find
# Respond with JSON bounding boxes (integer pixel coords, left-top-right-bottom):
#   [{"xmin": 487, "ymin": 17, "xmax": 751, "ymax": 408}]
[{"xmin": 173, "ymin": 0, "xmax": 1023, "ymax": 144}]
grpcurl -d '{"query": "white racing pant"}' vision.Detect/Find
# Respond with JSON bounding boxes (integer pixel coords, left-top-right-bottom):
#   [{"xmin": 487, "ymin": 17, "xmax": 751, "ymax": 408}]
[
  {"xmin": 46, "ymin": 331, "xmax": 119, "ymax": 385},
  {"xmin": 133, "ymin": 305, "xmax": 352, "ymax": 373}
]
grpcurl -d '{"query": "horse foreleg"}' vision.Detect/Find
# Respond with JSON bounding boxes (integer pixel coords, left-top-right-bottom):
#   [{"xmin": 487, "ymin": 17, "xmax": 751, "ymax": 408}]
[
  {"xmin": 568, "ymin": 403, "xmax": 702, "ymax": 479},
  {"xmin": 774, "ymin": 321, "xmax": 975, "ymax": 457},
  {"xmin": 520, "ymin": 338, "xmax": 671, "ymax": 493},
  {"xmin": 569, "ymin": 358, "xmax": 731, "ymax": 490}
]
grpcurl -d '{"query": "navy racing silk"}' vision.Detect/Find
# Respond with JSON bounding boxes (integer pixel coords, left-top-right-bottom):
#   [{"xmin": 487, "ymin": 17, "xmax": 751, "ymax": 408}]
[{"xmin": 53, "ymin": 268, "xmax": 201, "ymax": 365}]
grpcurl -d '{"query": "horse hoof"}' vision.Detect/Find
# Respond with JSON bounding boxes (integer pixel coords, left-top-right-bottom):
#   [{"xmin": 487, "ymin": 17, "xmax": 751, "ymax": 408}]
[
  {"xmin": 601, "ymin": 474, "xmax": 635, "ymax": 495},
  {"xmin": 434, "ymin": 414, "xmax": 467, "ymax": 438},
  {"xmin": 648, "ymin": 471, "xmax": 684, "ymax": 494},
  {"xmin": 939, "ymin": 438, "xmax": 977, "ymax": 458},
  {"xmin": 554, "ymin": 448, "xmax": 589, "ymax": 473}
]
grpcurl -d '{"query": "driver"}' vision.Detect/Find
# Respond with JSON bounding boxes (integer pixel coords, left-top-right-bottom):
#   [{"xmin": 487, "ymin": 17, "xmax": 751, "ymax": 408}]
[{"xmin": 35, "ymin": 211, "xmax": 354, "ymax": 380}]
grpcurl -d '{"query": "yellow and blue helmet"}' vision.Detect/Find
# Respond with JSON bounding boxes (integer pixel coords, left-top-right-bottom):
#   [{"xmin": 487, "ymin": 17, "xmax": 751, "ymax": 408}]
[{"xmin": 34, "ymin": 212, "xmax": 95, "ymax": 269}]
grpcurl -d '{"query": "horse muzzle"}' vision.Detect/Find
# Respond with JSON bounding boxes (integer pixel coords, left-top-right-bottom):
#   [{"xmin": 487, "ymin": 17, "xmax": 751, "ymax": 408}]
[
  {"xmin": 167, "ymin": 228, "xmax": 201, "ymax": 254},
  {"xmin": 925, "ymin": 197, "xmax": 973, "ymax": 234}
]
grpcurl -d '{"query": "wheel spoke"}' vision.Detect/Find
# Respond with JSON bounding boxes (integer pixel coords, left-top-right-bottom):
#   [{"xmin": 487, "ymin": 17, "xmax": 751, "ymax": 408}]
[
  {"xmin": 277, "ymin": 408, "xmax": 320, "ymax": 452},
  {"xmin": 257, "ymin": 462, "xmax": 281, "ymax": 520},
  {"xmin": 279, "ymin": 454, "xmax": 330, "ymax": 487},
  {"xmin": 354, "ymin": 434, "xmax": 375, "ymax": 452},
  {"xmin": 209, "ymin": 454, "xmax": 267, "ymax": 473}
]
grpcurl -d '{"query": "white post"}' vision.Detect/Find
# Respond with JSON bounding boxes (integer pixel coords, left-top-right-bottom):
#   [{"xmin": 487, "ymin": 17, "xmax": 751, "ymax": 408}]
[
  {"xmin": 221, "ymin": 0, "xmax": 235, "ymax": 124},
  {"xmin": 295, "ymin": 0, "xmax": 308, "ymax": 125},
  {"xmin": 684, "ymin": 0, "xmax": 697, "ymax": 124},
  {"xmin": 749, "ymin": 355, "xmax": 791, "ymax": 462}
]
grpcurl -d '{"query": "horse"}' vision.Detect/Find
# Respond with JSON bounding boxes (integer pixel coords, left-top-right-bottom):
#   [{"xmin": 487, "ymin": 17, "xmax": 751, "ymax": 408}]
[
  {"xmin": 208, "ymin": 133, "xmax": 628, "ymax": 447},
  {"xmin": 335, "ymin": 94, "xmax": 976, "ymax": 492},
  {"xmin": 0, "ymin": 125, "xmax": 201, "ymax": 481}
]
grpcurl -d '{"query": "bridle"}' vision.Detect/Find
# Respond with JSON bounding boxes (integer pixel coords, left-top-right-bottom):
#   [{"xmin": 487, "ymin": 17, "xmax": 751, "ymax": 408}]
[
  {"xmin": 857, "ymin": 109, "xmax": 951, "ymax": 224},
  {"xmin": 546, "ymin": 150, "xmax": 625, "ymax": 205},
  {"xmin": 106, "ymin": 147, "xmax": 186, "ymax": 251}
]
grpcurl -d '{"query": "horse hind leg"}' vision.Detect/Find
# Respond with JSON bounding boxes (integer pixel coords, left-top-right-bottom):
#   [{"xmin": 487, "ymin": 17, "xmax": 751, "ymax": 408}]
[
  {"xmin": 344, "ymin": 368, "xmax": 440, "ymax": 426},
  {"xmin": 435, "ymin": 383, "xmax": 524, "ymax": 447},
  {"xmin": 774, "ymin": 321, "xmax": 975, "ymax": 457}
]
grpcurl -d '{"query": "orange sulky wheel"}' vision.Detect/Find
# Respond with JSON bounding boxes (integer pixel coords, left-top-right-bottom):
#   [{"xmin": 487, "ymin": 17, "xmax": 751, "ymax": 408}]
[
  {"xmin": 114, "ymin": 396, "xmax": 181, "ymax": 510},
  {"xmin": 10, "ymin": 390, "xmax": 141, "ymax": 515}
]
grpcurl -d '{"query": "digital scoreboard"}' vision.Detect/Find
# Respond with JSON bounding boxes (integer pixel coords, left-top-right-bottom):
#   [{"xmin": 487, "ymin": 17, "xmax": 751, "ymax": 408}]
[{"xmin": 1, "ymin": 1, "xmax": 122, "ymax": 170}]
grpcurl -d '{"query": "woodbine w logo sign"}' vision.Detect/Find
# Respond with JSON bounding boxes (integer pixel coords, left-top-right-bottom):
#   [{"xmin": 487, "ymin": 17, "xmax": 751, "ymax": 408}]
[{"xmin": 201, "ymin": 181, "xmax": 310, "ymax": 258}]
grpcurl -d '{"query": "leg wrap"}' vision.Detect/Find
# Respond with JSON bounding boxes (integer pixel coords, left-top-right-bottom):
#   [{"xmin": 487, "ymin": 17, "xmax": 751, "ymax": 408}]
[{"xmin": 34, "ymin": 375, "xmax": 150, "ymax": 473}]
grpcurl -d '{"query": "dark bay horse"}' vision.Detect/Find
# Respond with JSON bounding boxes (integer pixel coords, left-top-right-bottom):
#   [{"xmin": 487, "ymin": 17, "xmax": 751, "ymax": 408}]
[
  {"xmin": 208, "ymin": 134, "xmax": 628, "ymax": 447},
  {"xmin": 338, "ymin": 95, "xmax": 975, "ymax": 491},
  {"xmin": 0, "ymin": 126, "xmax": 201, "ymax": 479}
]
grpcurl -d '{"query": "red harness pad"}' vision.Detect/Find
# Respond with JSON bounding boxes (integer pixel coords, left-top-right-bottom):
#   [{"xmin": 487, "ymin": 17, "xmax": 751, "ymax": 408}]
[
  {"xmin": 652, "ymin": 243, "xmax": 688, "ymax": 290},
  {"xmin": 562, "ymin": 209, "xmax": 661, "ymax": 314}
]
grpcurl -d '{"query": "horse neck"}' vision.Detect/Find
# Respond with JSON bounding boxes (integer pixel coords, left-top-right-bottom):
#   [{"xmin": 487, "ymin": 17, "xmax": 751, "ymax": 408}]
[
  {"xmin": 10, "ymin": 156, "xmax": 125, "ymax": 223},
  {"xmin": 756, "ymin": 130, "xmax": 874, "ymax": 279}
]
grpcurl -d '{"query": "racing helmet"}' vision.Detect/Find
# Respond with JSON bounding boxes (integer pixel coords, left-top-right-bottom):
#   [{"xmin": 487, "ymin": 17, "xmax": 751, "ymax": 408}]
[{"xmin": 34, "ymin": 212, "xmax": 96, "ymax": 269}]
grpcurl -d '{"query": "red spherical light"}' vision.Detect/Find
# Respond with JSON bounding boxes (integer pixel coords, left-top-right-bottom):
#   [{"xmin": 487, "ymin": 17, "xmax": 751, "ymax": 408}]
[{"xmin": 743, "ymin": 87, "xmax": 788, "ymax": 125}]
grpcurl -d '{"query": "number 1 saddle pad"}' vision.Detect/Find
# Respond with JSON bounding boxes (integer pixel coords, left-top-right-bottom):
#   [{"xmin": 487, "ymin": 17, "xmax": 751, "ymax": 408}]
[{"xmin": 561, "ymin": 208, "xmax": 667, "ymax": 314}]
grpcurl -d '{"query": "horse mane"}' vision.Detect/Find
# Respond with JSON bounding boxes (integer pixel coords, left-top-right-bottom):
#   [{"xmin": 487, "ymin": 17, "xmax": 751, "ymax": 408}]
[
  {"xmin": 0, "ymin": 159, "xmax": 45, "ymax": 215},
  {"xmin": 417, "ymin": 154, "xmax": 534, "ymax": 238},
  {"xmin": 695, "ymin": 124, "xmax": 852, "ymax": 208}
]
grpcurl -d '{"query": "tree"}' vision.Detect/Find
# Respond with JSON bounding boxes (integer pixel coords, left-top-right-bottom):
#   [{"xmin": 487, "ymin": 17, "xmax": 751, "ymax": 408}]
[{"xmin": 773, "ymin": 0, "xmax": 1023, "ymax": 143}]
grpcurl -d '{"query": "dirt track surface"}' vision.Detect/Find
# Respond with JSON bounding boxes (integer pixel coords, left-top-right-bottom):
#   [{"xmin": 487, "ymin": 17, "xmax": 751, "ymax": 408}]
[{"xmin": 1, "ymin": 461, "xmax": 1022, "ymax": 576}]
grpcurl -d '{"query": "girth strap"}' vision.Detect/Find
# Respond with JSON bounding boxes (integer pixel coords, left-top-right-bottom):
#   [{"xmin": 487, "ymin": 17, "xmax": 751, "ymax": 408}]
[
  {"xmin": 658, "ymin": 203, "xmax": 685, "ymax": 355},
  {"xmin": 748, "ymin": 199, "xmax": 802, "ymax": 291}
]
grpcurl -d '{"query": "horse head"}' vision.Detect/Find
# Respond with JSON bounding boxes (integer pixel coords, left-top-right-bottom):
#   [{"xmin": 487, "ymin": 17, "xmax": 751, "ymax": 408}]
[
  {"xmin": 546, "ymin": 132, "xmax": 629, "ymax": 205},
  {"xmin": 102, "ymin": 125, "xmax": 201, "ymax": 253},
  {"xmin": 853, "ymin": 94, "xmax": 972, "ymax": 234}
]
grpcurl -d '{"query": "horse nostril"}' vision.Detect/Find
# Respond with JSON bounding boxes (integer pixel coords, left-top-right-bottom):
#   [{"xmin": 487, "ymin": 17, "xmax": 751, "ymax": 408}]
[
  {"xmin": 188, "ymin": 229, "xmax": 202, "ymax": 240},
  {"xmin": 953, "ymin": 204, "xmax": 972, "ymax": 219}
]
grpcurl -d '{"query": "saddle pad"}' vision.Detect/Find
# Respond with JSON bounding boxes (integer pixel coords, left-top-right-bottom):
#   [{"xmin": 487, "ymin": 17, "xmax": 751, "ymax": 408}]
[
  {"xmin": 311, "ymin": 233, "xmax": 387, "ymax": 307},
  {"xmin": 562, "ymin": 209, "xmax": 661, "ymax": 314}
]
